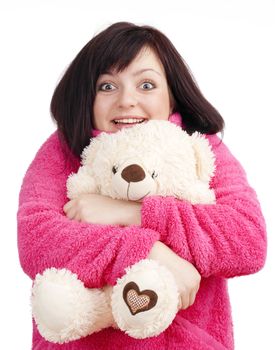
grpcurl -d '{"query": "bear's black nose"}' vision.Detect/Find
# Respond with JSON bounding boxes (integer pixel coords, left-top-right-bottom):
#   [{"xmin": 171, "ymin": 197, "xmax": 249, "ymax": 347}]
[{"xmin": 121, "ymin": 164, "xmax": 145, "ymax": 183}]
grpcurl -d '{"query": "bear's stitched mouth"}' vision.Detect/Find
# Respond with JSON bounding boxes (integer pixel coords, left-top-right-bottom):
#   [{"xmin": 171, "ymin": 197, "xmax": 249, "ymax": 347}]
[{"xmin": 127, "ymin": 183, "xmax": 150, "ymax": 201}]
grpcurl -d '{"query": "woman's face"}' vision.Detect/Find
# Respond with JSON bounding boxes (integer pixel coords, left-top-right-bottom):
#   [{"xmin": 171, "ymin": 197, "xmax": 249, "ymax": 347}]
[{"xmin": 93, "ymin": 47, "xmax": 174, "ymax": 132}]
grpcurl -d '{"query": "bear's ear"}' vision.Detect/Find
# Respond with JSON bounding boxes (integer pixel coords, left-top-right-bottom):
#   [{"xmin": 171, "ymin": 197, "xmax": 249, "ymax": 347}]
[
  {"xmin": 66, "ymin": 166, "xmax": 97, "ymax": 199},
  {"xmin": 81, "ymin": 138, "xmax": 100, "ymax": 166},
  {"xmin": 190, "ymin": 132, "xmax": 216, "ymax": 183}
]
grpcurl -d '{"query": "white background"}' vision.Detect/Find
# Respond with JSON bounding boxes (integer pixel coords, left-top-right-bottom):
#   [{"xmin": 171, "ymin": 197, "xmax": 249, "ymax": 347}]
[{"xmin": 0, "ymin": 0, "xmax": 274, "ymax": 349}]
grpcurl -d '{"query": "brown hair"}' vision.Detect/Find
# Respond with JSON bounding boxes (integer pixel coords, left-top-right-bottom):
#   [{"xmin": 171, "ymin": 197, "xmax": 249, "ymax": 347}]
[{"xmin": 51, "ymin": 21, "xmax": 224, "ymax": 157}]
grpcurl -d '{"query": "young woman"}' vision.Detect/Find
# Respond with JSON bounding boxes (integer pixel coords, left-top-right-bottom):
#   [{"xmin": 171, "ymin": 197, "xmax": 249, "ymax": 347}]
[{"xmin": 18, "ymin": 21, "xmax": 267, "ymax": 349}]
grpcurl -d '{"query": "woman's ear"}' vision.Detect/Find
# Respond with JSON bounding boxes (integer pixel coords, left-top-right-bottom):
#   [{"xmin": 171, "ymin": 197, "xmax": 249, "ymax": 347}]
[{"xmin": 190, "ymin": 132, "xmax": 216, "ymax": 183}]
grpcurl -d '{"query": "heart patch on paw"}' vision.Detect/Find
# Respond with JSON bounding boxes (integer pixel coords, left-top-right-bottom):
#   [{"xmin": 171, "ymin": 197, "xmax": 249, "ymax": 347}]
[{"xmin": 123, "ymin": 281, "xmax": 158, "ymax": 315}]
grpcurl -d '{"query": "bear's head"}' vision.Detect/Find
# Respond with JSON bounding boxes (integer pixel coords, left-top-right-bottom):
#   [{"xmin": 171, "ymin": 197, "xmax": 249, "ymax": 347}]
[{"xmin": 67, "ymin": 120, "xmax": 216, "ymax": 204}]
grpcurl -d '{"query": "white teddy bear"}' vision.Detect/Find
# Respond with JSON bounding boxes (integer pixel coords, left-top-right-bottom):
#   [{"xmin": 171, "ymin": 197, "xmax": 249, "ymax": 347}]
[{"xmin": 32, "ymin": 120, "xmax": 216, "ymax": 344}]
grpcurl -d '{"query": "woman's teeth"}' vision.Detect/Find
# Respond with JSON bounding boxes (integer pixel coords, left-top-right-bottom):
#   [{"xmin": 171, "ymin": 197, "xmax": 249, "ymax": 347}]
[{"xmin": 113, "ymin": 118, "xmax": 145, "ymax": 124}]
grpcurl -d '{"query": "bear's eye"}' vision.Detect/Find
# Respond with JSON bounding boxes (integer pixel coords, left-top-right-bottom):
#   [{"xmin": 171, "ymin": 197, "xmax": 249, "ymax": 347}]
[
  {"xmin": 112, "ymin": 165, "xmax": 118, "ymax": 174},
  {"xmin": 151, "ymin": 171, "xmax": 158, "ymax": 179}
]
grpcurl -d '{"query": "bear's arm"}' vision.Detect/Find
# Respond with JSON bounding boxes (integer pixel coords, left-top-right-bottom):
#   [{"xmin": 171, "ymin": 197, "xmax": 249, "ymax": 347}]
[
  {"xmin": 17, "ymin": 132, "xmax": 159, "ymax": 287},
  {"xmin": 141, "ymin": 134, "xmax": 267, "ymax": 278}
]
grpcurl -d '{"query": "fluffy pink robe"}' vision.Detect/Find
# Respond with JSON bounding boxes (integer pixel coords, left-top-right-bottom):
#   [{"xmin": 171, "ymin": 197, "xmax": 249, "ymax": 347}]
[{"xmin": 17, "ymin": 127, "xmax": 266, "ymax": 349}]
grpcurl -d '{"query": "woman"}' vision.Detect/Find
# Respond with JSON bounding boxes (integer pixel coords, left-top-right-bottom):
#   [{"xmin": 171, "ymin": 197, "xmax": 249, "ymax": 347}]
[{"xmin": 18, "ymin": 21, "xmax": 267, "ymax": 349}]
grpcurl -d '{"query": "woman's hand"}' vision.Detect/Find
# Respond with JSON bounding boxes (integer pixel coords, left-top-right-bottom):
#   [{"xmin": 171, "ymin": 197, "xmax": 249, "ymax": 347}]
[
  {"xmin": 63, "ymin": 193, "xmax": 141, "ymax": 226},
  {"xmin": 148, "ymin": 241, "xmax": 201, "ymax": 310}
]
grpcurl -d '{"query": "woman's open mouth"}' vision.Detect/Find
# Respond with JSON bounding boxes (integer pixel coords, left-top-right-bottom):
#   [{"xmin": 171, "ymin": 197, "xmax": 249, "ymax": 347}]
[{"xmin": 112, "ymin": 117, "xmax": 146, "ymax": 129}]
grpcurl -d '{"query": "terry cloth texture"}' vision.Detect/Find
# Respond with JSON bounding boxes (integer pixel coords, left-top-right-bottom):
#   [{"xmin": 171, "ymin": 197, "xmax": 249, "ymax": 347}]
[{"xmin": 18, "ymin": 128, "xmax": 266, "ymax": 350}]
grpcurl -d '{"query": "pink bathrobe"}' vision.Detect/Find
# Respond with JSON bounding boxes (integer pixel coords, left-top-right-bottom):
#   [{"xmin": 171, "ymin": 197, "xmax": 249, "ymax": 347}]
[{"xmin": 17, "ymin": 124, "xmax": 267, "ymax": 349}]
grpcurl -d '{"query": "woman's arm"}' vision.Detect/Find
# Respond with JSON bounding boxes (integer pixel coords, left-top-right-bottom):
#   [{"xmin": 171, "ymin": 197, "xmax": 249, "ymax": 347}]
[
  {"xmin": 141, "ymin": 134, "xmax": 267, "ymax": 278},
  {"xmin": 63, "ymin": 193, "xmax": 141, "ymax": 226},
  {"xmin": 148, "ymin": 241, "xmax": 201, "ymax": 310},
  {"xmin": 63, "ymin": 193, "xmax": 201, "ymax": 311},
  {"xmin": 17, "ymin": 132, "xmax": 159, "ymax": 288}
]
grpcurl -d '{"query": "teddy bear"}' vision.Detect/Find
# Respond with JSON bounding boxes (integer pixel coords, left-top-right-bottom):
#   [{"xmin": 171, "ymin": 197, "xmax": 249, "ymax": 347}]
[{"xmin": 31, "ymin": 119, "xmax": 216, "ymax": 344}]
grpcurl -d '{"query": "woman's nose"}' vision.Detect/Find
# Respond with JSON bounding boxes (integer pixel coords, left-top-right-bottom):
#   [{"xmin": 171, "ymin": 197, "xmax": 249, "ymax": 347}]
[{"xmin": 117, "ymin": 88, "xmax": 137, "ymax": 108}]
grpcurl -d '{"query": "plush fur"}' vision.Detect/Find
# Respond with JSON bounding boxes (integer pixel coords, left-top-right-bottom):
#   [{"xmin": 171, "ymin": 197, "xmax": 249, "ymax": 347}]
[
  {"xmin": 67, "ymin": 120, "xmax": 215, "ymax": 204},
  {"xmin": 32, "ymin": 120, "xmax": 216, "ymax": 343}
]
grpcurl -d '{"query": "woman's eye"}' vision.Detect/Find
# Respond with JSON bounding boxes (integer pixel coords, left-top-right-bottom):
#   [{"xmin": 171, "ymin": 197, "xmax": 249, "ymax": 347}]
[
  {"xmin": 141, "ymin": 81, "xmax": 155, "ymax": 90},
  {"xmin": 99, "ymin": 83, "xmax": 115, "ymax": 91}
]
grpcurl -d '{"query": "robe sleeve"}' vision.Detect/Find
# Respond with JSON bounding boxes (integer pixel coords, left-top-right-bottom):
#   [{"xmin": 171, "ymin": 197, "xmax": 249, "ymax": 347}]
[
  {"xmin": 17, "ymin": 132, "xmax": 159, "ymax": 287},
  {"xmin": 141, "ymin": 134, "xmax": 267, "ymax": 278}
]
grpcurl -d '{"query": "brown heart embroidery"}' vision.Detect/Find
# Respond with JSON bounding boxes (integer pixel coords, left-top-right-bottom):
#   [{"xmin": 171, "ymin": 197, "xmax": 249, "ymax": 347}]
[{"xmin": 123, "ymin": 281, "xmax": 158, "ymax": 315}]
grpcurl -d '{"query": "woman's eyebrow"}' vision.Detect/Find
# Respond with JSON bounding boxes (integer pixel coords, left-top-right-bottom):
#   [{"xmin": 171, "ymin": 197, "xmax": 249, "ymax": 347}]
[
  {"xmin": 102, "ymin": 68, "xmax": 161, "ymax": 76},
  {"xmin": 133, "ymin": 68, "xmax": 162, "ymax": 76}
]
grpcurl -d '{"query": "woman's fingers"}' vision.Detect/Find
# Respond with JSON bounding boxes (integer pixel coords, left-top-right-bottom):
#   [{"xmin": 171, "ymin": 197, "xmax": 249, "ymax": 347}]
[
  {"xmin": 189, "ymin": 289, "xmax": 197, "ymax": 307},
  {"xmin": 180, "ymin": 293, "xmax": 190, "ymax": 310},
  {"xmin": 63, "ymin": 199, "xmax": 74, "ymax": 214},
  {"xmin": 178, "ymin": 287, "xmax": 198, "ymax": 310},
  {"xmin": 63, "ymin": 202, "xmax": 79, "ymax": 220}
]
